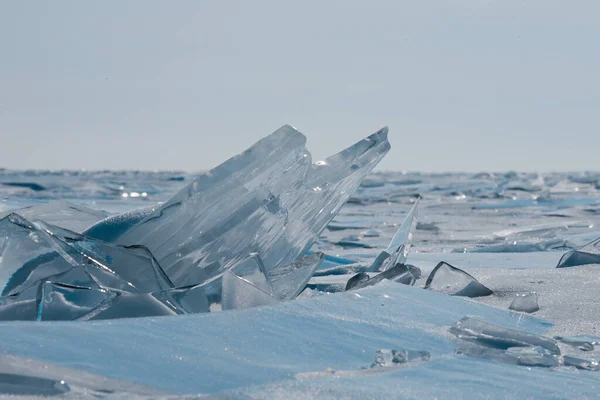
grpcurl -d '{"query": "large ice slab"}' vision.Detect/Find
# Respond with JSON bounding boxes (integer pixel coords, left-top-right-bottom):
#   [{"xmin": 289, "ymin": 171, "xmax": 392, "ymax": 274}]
[
  {"xmin": 91, "ymin": 126, "xmax": 389, "ymax": 288},
  {"xmin": 425, "ymin": 262, "xmax": 493, "ymax": 297}
]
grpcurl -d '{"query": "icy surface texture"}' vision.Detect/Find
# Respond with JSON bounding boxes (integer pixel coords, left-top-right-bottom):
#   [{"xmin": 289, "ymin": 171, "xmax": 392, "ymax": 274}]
[
  {"xmin": 509, "ymin": 292, "xmax": 540, "ymax": 313},
  {"xmin": 557, "ymin": 237, "xmax": 600, "ymax": 268},
  {"xmin": 370, "ymin": 348, "xmax": 431, "ymax": 368},
  {"xmin": 0, "ymin": 281, "xmax": 552, "ymax": 395},
  {"xmin": 97, "ymin": 125, "xmax": 389, "ymax": 288},
  {"xmin": 449, "ymin": 316, "xmax": 560, "ymax": 354},
  {"xmin": 425, "ymin": 262, "xmax": 493, "ymax": 297},
  {"xmin": 0, "ymin": 354, "xmax": 165, "ymax": 398}
]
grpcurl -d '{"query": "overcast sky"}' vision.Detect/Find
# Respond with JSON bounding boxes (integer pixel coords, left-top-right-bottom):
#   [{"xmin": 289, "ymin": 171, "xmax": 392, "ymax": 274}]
[{"xmin": 1, "ymin": 1, "xmax": 598, "ymax": 172}]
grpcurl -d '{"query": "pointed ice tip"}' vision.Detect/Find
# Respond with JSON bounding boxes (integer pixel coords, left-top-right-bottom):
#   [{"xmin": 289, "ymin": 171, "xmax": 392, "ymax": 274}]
[{"xmin": 367, "ymin": 126, "xmax": 389, "ymax": 142}]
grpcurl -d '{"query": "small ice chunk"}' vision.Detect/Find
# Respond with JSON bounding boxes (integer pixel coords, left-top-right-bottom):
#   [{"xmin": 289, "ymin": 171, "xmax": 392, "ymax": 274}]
[
  {"xmin": 563, "ymin": 355, "xmax": 600, "ymax": 371},
  {"xmin": 369, "ymin": 200, "xmax": 419, "ymax": 272},
  {"xmin": 267, "ymin": 253, "xmax": 324, "ymax": 300},
  {"xmin": 557, "ymin": 237, "xmax": 600, "ymax": 268},
  {"xmin": 456, "ymin": 344, "xmax": 561, "ymax": 368},
  {"xmin": 345, "ymin": 273, "xmax": 370, "ymax": 290},
  {"xmin": 221, "ymin": 270, "xmax": 278, "ymax": 311},
  {"xmin": 509, "ymin": 292, "xmax": 540, "ymax": 313},
  {"xmin": 370, "ymin": 349, "xmax": 431, "ymax": 368},
  {"xmin": 558, "ymin": 335, "xmax": 600, "ymax": 345},
  {"xmin": 554, "ymin": 336, "xmax": 594, "ymax": 351},
  {"xmin": 346, "ymin": 263, "xmax": 415, "ymax": 291},
  {"xmin": 424, "ymin": 262, "xmax": 493, "ymax": 298},
  {"xmin": 0, "ymin": 372, "xmax": 70, "ymax": 396},
  {"xmin": 449, "ymin": 317, "xmax": 560, "ymax": 355},
  {"xmin": 361, "ymin": 229, "xmax": 381, "ymax": 238}
]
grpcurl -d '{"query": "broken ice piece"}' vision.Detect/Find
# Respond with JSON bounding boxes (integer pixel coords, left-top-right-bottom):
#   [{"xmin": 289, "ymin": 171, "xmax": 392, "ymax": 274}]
[
  {"xmin": 456, "ymin": 344, "xmax": 561, "ymax": 368},
  {"xmin": 557, "ymin": 237, "xmax": 600, "ymax": 268},
  {"xmin": 228, "ymin": 253, "xmax": 272, "ymax": 294},
  {"xmin": 221, "ymin": 270, "xmax": 279, "ymax": 311},
  {"xmin": 361, "ymin": 229, "xmax": 381, "ymax": 238},
  {"xmin": 0, "ymin": 214, "xmax": 81, "ymax": 297},
  {"xmin": 152, "ymin": 284, "xmax": 210, "ymax": 314},
  {"xmin": 0, "ymin": 284, "xmax": 39, "ymax": 321},
  {"xmin": 79, "ymin": 291, "xmax": 178, "ymax": 321},
  {"xmin": 424, "ymin": 262, "xmax": 493, "ymax": 298},
  {"xmin": 563, "ymin": 355, "xmax": 600, "ymax": 371},
  {"xmin": 345, "ymin": 273, "xmax": 370, "ymax": 291},
  {"xmin": 554, "ymin": 336, "xmax": 594, "ymax": 351},
  {"xmin": 37, "ymin": 282, "xmax": 115, "ymax": 321},
  {"xmin": 346, "ymin": 263, "xmax": 415, "ymax": 291},
  {"xmin": 509, "ymin": 292, "xmax": 540, "ymax": 313},
  {"xmin": 449, "ymin": 317, "xmax": 560, "ymax": 355},
  {"xmin": 367, "ymin": 201, "xmax": 419, "ymax": 273},
  {"xmin": 267, "ymin": 252, "xmax": 324, "ymax": 300},
  {"xmin": 37, "ymin": 221, "xmax": 173, "ymax": 294},
  {"xmin": 370, "ymin": 349, "xmax": 431, "ymax": 368}
]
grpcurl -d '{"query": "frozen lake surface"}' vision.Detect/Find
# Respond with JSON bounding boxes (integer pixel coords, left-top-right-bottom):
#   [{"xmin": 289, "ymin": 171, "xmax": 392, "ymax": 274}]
[{"xmin": 2, "ymin": 169, "xmax": 600, "ymax": 398}]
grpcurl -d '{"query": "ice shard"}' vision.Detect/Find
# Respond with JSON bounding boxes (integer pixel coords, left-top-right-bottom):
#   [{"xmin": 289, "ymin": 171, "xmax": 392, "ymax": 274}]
[
  {"xmin": 0, "ymin": 214, "xmax": 82, "ymax": 297},
  {"xmin": 456, "ymin": 344, "xmax": 561, "ymax": 368},
  {"xmin": 345, "ymin": 272, "xmax": 370, "ymax": 290},
  {"xmin": 346, "ymin": 263, "xmax": 416, "ymax": 291},
  {"xmin": 94, "ymin": 126, "xmax": 389, "ymax": 288},
  {"xmin": 424, "ymin": 262, "xmax": 493, "ymax": 298},
  {"xmin": 221, "ymin": 270, "xmax": 278, "ymax": 311},
  {"xmin": 557, "ymin": 237, "xmax": 600, "ymax": 268},
  {"xmin": 368, "ymin": 200, "xmax": 419, "ymax": 272},
  {"xmin": 563, "ymin": 355, "xmax": 600, "ymax": 371},
  {"xmin": 509, "ymin": 292, "xmax": 540, "ymax": 313},
  {"xmin": 267, "ymin": 252, "xmax": 324, "ymax": 300},
  {"xmin": 228, "ymin": 253, "xmax": 272, "ymax": 294},
  {"xmin": 370, "ymin": 349, "xmax": 431, "ymax": 368},
  {"xmin": 0, "ymin": 284, "xmax": 39, "ymax": 321},
  {"xmin": 554, "ymin": 336, "xmax": 594, "ymax": 351},
  {"xmin": 38, "ymin": 282, "xmax": 115, "ymax": 321},
  {"xmin": 449, "ymin": 317, "xmax": 560, "ymax": 355}
]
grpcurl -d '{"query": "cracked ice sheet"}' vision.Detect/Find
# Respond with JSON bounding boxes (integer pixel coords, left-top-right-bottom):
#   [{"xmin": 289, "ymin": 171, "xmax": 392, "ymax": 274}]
[{"xmin": 0, "ymin": 281, "xmax": 549, "ymax": 395}]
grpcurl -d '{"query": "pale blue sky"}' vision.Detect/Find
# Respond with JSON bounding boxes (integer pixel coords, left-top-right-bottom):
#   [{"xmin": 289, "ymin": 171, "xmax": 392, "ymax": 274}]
[{"xmin": 1, "ymin": 1, "xmax": 598, "ymax": 172}]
